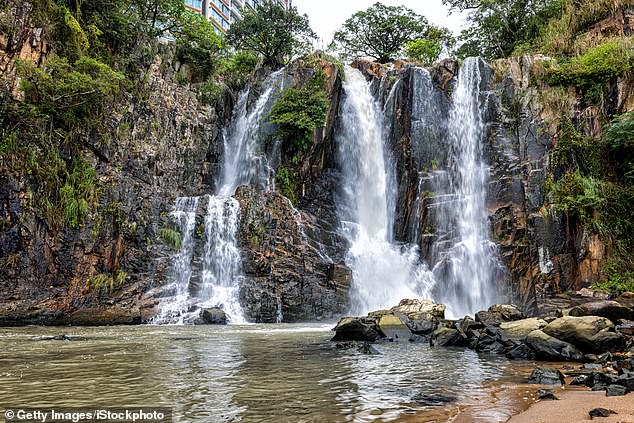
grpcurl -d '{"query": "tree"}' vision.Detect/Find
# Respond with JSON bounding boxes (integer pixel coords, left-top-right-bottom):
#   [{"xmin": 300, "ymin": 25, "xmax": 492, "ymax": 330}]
[
  {"xmin": 442, "ymin": 0, "xmax": 562, "ymax": 59},
  {"xmin": 405, "ymin": 28, "xmax": 455, "ymax": 65},
  {"xmin": 332, "ymin": 2, "xmax": 452, "ymax": 64},
  {"xmin": 226, "ymin": 1, "xmax": 316, "ymax": 69}
]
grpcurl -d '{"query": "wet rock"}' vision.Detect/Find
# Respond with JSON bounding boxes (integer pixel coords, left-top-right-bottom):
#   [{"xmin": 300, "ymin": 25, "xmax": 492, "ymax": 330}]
[
  {"xmin": 527, "ymin": 367, "xmax": 565, "ymax": 385},
  {"xmin": 616, "ymin": 320, "xmax": 634, "ymax": 336},
  {"xmin": 606, "ymin": 384, "xmax": 628, "ymax": 396},
  {"xmin": 499, "ymin": 318, "xmax": 547, "ymax": 340},
  {"xmin": 430, "ymin": 328, "xmax": 468, "ymax": 347},
  {"xmin": 507, "ymin": 344, "xmax": 537, "ymax": 360},
  {"xmin": 406, "ymin": 312, "xmax": 439, "ymax": 335},
  {"xmin": 331, "ymin": 317, "xmax": 382, "ymax": 342},
  {"xmin": 357, "ymin": 342, "xmax": 381, "ymax": 355},
  {"xmin": 525, "ymin": 330, "xmax": 584, "ymax": 361},
  {"xmin": 201, "ymin": 308, "xmax": 227, "ymax": 325},
  {"xmin": 378, "ymin": 314, "xmax": 412, "ymax": 342},
  {"xmin": 536, "ymin": 389, "xmax": 559, "ymax": 400},
  {"xmin": 457, "ymin": 316, "xmax": 484, "ymax": 339},
  {"xmin": 475, "ymin": 304, "xmax": 525, "ymax": 327},
  {"xmin": 475, "ymin": 333, "xmax": 511, "ymax": 354},
  {"xmin": 571, "ymin": 375, "xmax": 589, "ymax": 385},
  {"xmin": 544, "ymin": 316, "xmax": 626, "ymax": 353},
  {"xmin": 589, "ymin": 408, "xmax": 617, "ymax": 419},
  {"xmin": 390, "ymin": 299, "xmax": 446, "ymax": 318},
  {"xmin": 569, "ymin": 301, "xmax": 634, "ymax": 322},
  {"xmin": 38, "ymin": 334, "xmax": 87, "ymax": 341},
  {"xmin": 411, "ymin": 393, "xmax": 457, "ymax": 406}
]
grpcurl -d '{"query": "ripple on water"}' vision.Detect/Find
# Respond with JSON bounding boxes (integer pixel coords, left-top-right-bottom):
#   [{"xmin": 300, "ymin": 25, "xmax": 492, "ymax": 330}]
[{"xmin": 0, "ymin": 324, "xmax": 528, "ymax": 422}]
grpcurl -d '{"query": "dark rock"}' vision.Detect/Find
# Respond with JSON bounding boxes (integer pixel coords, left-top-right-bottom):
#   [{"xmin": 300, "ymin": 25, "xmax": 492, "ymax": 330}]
[
  {"xmin": 507, "ymin": 344, "xmax": 537, "ymax": 360},
  {"xmin": 527, "ymin": 367, "xmax": 566, "ymax": 385},
  {"xmin": 475, "ymin": 304, "xmax": 526, "ymax": 327},
  {"xmin": 589, "ymin": 408, "xmax": 617, "ymax": 419},
  {"xmin": 38, "ymin": 334, "xmax": 87, "ymax": 341},
  {"xmin": 525, "ymin": 329, "xmax": 584, "ymax": 361},
  {"xmin": 592, "ymin": 384, "xmax": 607, "ymax": 391},
  {"xmin": 571, "ymin": 375, "xmax": 589, "ymax": 385},
  {"xmin": 201, "ymin": 308, "xmax": 227, "ymax": 325},
  {"xmin": 536, "ymin": 389, "xmax": 559, "ymax": 400},
  {"xmin": 456, "ymin": 316, "xmax": 484, "ymax": 339},
  {"xmin": 331, "ymin": 317, "xmax": 383, "ymax": 342},
  {"xmin": 569, "ymin": 301, "xmax": 634, "ymax": 322},
  {"xmin": 411, "ymin": 393, "xmax": 457, "ymax": 406},
  {"xmin": 616, "ymin": 370, "xmax": 634, "ymax": 390},
  {"xmin": 430, "ymin": 328, "xmax": 468, "ymax": 347},
  {"xmin": 606, "ymin": 384, "xmax": 628, "ymax": 396},
  {"xmin": 475, "ymin": 333, "xmax": 510, "ymax": 354},
  {"xmin": 616, "ymin": 320, "xmax": 634, "ymax": 336},
  {"xmin": 357, "ymin": 342, "xmax": 381, "ymax": 355}
]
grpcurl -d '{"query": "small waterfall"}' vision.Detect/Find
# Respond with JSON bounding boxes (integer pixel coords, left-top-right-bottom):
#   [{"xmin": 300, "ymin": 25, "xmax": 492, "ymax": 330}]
[
  {"xmin": 431, "ymin": 58, "xmax": 500, "ymax": 318},
  {"xmin": 337, "ymin": 67, "xmax": 434, "ymax": 315},
  {"xmin": 154, "ymin": 70, "xmax": 285, "ymax": 324}
]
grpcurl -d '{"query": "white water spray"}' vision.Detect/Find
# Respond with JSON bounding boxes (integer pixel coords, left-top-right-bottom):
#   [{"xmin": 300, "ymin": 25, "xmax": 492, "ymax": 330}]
[{"xmin": 336, "ymin": 68, "xmax": 434, "ymax": 315}]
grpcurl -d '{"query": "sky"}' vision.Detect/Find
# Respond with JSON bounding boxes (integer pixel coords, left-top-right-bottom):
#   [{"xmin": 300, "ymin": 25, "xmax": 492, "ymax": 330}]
[{"xmin": 292, "ymin": 0, "xmax": 467, "ymax": 49}]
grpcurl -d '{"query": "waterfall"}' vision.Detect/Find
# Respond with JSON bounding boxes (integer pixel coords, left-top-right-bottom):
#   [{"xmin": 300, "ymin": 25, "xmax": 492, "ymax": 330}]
[
  {"xmin": 336, "ymin": 67, "xmax": 434, "ymax": 315},
  {"xmin": 431, "ymin": 58, "xmax": 500, "ymax": 318},
  {"xmin": 154, "ymin": 70, "xmax": 285, "ymax": 324}
]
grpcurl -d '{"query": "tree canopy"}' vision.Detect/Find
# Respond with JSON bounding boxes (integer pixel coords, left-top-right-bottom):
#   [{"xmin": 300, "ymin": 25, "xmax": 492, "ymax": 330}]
[
  {"xmin": 226, "ymin": 1, "xmax": 316, "ymax": 69},
  {"xmin": 442, "ymin": 0, "xmax": 563, "ymax": 59},
  {"xmin": 332, "ymin": 2, "xmax": 453, "ymax": 64}
]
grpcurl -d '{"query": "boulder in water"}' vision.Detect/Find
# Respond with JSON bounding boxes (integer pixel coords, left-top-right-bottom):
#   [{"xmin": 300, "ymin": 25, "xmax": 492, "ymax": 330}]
[
  {"xmin": 525, "ymin": 329, "xmax": 584, "ymax": 361},
  {"xmin": 390, "ymin": 299, "xmax": 446, "ymax": 319},
  {"xmin": 406, "ymin": 312, "xmax": 440, "ymax": 335},
  {"xmin": 475, "ymin": 304, "xmax": 525, "ymax": 327},
  {"xmin": 527, "ymin": 367, "xmax": 565, "ymax": 385},
  {"xmin": 411, "ymin": 392, "xmax": 457, "ymax": 406},
  {"xmin": 506, "ymin": 344, "xmax": 537, "ymax": 360},
  {"xmin": 569, "ymin": 301, "xmax": 634, "ymax": 322},
  {"xmin": 499, "ymin": 318, "xmax": 547, "ymax": 341},
  {"xmin": 201, "ymin": 308, "xmax": 227, "ymax": 325},
  {"xmin": 430, "ymin": 327, "xmax": 468, "ymax": 347},
  {"xmin": 544, "ymin": 316, "xmax": 626, "ymax": 353},
  {"xmin": 331, "ymin": 317, "xmax": 383, "ymax": 342},
  {"xmin": 378, "ymin": 313, "xmax": 412, "ymax": 342}
]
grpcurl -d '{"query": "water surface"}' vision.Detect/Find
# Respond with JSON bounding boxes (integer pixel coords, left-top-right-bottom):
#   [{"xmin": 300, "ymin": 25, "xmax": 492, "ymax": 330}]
[{"xmin": 0, "ymin": 324, "xmax": 532, "ymax": 422}]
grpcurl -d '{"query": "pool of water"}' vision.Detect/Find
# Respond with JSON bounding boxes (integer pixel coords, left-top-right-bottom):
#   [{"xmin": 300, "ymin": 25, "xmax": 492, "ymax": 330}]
[{"xmin": 0, "ymin": 324, "xmax": 535, "ymax": 422}]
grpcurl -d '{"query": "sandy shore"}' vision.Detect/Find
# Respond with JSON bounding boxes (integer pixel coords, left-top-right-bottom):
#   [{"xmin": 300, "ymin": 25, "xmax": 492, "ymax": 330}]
[{"xmin": 508, "ymin": 386, "xmax": 634, "ymax": 423}]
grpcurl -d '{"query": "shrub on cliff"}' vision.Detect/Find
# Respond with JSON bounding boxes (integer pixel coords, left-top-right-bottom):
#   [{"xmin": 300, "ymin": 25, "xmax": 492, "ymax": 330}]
[{"xmin": 269, "ymin": 72, "xmax": 329, "ymax": 154}]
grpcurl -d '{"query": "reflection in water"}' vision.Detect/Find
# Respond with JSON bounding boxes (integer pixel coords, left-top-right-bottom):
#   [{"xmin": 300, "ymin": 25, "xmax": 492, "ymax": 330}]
[{"xmin": 0, "ymin": 325, "xmax": 529, "ymax": 422}]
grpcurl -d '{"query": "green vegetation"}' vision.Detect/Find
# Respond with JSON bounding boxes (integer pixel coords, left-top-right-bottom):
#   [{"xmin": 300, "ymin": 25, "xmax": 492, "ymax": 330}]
[
  {"xmin": 91, "ymin": 269, "xmax": 127, "ymax": 294},
  {"xmin": 275, "ymin": 166, "xmax": 298, "ymax": 205},
  {"xmin": 405, "ymin": 33, "xmax": 452, "ymax": 66},
  {"xmin": 442, "ymin": 0, "xmax": 562, "ymax": 59},
  {"xmin": 548, "ymin": 39, "xmax": 633, "ymax": 91},
  {"xmin": 159, "ymin": 227, "xmax": 182, "ymax": 251},
  {"xmin": 593, "ymin": 271, "xmax": 634, "ymax": 296},
  {"xmin": 269, "ymin": 72, "xmax": 329, "ymax": 153},
  {"xmin": 60, "ymin": 159, "xmax": 99, "ymax": 228},
  {"xmin": 333, "ymin": 3, "xmax": 453, "ymax": 64},
  {"xmin": 226, "ymin": 1, "xmax": 316, "ymax": 69}
]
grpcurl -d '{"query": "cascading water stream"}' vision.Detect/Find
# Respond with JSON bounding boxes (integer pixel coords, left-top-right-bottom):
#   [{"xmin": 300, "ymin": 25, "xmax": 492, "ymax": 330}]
[
  {"xmin": 336, "ymin": 67, "xmax": 434, "ymax": 315},
  {"xmin": 431, "ymin": 58, "xmax": 500, "ymax": 318},
  {"xmin": 154, "ymin": 70, "xmax": 285, "ymax": 324}
]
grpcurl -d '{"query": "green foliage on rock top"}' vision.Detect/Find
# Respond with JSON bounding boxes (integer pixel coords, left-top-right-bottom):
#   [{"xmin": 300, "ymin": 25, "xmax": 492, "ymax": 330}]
[
  {"xmin": 405, "ymin": 28, "xmax": 456, "ymax": 66},
  {"xmin": 269, "ymin": 72, "xmax": 329, "ymax": 153},
  {"xmin": 548, "ymin": 39, "xmax": 633, "ymax": 91},
  {"xmin": 226, "ymin": 1, "xmax": 316, "ymax": 69},
  {"xmin": 333, "ymin": 2, "xmax": 453, "ymax": 64}
]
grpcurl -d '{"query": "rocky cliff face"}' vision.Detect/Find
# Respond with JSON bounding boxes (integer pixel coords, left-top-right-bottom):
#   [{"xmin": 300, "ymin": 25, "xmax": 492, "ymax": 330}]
[
  {"xmin": 1, "ymin": 4, "xmax": 631, "ymax": 325},
  {"xmin": 0, "ymin": 8, "xmax": 233, "ymax": 324}
]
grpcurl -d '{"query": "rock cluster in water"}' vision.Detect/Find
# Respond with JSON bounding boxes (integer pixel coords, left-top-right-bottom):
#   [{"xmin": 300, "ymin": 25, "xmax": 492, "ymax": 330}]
[{"xmin": 332, "ymin": 296, "xmax": 634, "ymax": 380}]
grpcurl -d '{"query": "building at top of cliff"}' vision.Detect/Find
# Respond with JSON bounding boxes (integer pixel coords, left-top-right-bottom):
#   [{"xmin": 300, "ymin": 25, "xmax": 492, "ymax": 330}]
[{"xmin": 185, "ymin": 0, "xmax": 292, "ymax": 33}]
